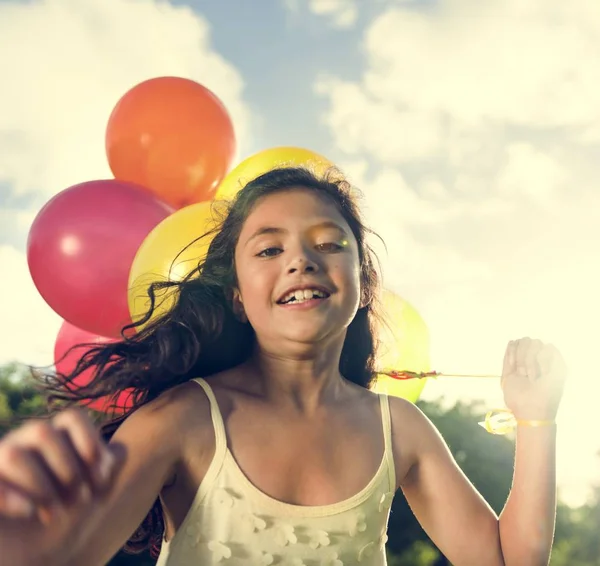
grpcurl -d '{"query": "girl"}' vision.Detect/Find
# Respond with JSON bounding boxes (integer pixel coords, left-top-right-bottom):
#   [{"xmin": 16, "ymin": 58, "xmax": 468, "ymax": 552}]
[{"xmin": 0, "ymin": 167, "xmax": 565, "ymax": 566}]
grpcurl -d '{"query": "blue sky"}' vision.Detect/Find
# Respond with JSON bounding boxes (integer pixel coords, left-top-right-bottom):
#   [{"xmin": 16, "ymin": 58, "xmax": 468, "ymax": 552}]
[
  {"xmin": 173, "ymin": 0, "xmax": 365, "ymax": 156},
  {"xmin": 1, "ymin": 0, "xmax": 599, "ymax": 504}
]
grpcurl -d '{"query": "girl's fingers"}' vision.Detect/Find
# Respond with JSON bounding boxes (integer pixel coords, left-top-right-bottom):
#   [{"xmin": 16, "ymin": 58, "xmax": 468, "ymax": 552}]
[
  {"xmin": 54, "ymin": 409, "xmax": 114, "ymax": 490},
  {"xmin": 0, "ymin": 409, "xmax": 107, "ymax": 504},
  {"xmin": 53, "ymin": 409, "xmax": 100, "ymax": 467},
  {"xmin": 26, "ymin": 427, "xmax": 86, "ymax": 493},
  {"xmin": 524, "ymin": 339, "xmax": 543, "ymax": 381},
  {"xmin": 0, "ymin": 438, "xmax": 60, "ymax": 505},
  {"xmin": 514, "ymin": 337, "xmax": 530, "ymax": 377},
  {"xmin": 0, "ymin": 481, "xmax": 35, "ymax": 519},
  {"xmin": 501, "ymin": 340, "xmax": 516, "ymax": 384},
  {"xmin": 0, "ymin": 407, "xmax": 119, "ymax": 522}
]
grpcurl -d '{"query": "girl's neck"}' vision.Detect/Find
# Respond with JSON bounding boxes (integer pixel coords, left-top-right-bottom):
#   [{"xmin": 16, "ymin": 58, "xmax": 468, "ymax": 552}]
[{"xmin": 245, "ymin": 338, "xmax": 350, "ymax": 414}]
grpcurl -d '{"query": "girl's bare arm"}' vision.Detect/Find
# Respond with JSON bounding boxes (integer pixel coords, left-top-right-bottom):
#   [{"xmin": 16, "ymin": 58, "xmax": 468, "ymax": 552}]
[{"xmin": 392, "ymin": 398, "xmax": 505, "ymax": 566}]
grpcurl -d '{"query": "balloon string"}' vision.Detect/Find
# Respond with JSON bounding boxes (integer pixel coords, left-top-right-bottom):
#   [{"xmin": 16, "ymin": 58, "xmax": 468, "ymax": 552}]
[
  {"xmin": 381, "ymin": 370, "xmax": 514, "ymax": 435},
  {"xmin": 382, "ymin": 370, "xmax": 501, "ymax": 380}
]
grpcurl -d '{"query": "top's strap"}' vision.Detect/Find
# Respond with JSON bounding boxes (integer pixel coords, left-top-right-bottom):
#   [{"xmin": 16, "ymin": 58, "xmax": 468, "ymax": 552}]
[
  {"xmin": 192, "ymin": 378, "xmax": 228, "ymax": 452},
  {"xmin": 378, "ymin": 394, "xmax": 397, "ymax": 492}
]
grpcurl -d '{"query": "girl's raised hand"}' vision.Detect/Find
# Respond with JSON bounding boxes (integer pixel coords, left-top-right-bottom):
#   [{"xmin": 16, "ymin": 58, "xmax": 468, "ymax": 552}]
[{"xmin": 501, "ymin": 337, "xmax": 567, "ymax": 421}]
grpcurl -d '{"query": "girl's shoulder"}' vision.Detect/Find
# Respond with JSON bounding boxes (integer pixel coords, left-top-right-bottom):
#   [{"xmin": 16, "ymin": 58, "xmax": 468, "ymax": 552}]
[
  {"xmin": 386, "ymin": 396, "xmax": 445, "ymax": 485},
  {"xmin": 154, "ymin": 369, "xmax": 249, "ymax": 431},
  {"xmin": 118, "ymin": 378, "xmax": 217, "ymax": 446},
  {"xmin": 386, "ymin": 394, "xmax": 426, "ymax": 424},
  {"xmin": 387, "ymin": 395, "xmax": 440, "ymax": 445}
]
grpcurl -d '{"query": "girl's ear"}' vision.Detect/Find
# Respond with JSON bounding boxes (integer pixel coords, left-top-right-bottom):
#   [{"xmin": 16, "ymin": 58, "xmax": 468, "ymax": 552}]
[
  {"xmin": 359, "ymin": 285, "xmax": 371, "ymax": 309},
  {"xmin": 232, "ymin": 288, "xmax": 248, "ymax": 323},
  {"xmin": 359, "ymin": 266, "xmax": 378, "ymax": 309}
]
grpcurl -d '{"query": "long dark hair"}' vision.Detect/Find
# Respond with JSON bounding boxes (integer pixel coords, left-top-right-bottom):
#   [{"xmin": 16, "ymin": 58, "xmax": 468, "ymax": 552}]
[{"xmin": 42, "ymin": 166, "xmax": 382, "ymax": 556}]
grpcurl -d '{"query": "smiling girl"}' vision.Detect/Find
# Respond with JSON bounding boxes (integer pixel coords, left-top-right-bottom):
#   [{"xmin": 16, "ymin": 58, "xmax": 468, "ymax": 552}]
[{"xmin": 0, "ymin": 167, "xmax": 565, "ymax": 566}]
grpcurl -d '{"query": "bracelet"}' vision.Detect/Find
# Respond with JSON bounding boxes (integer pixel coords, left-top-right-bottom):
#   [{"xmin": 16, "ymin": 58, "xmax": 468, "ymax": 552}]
[
  {"xmin": 478, "ymin": 409, "xmax": 556, "ymax": 435},
  {"xmin": 516, "ymin": 419, "xmax": 556, "ymax": 428}
]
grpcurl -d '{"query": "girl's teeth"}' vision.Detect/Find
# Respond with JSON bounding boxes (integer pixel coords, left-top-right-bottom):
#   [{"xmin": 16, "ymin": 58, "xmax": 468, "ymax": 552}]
[{"xmin": 281, "ymin": 289, "xmax": 328, "ymax": 303}]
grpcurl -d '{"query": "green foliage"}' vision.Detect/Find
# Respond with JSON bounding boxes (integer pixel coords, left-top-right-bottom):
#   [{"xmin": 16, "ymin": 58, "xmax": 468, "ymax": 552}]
[
  {"xmin": 387, "ymin": 540, "xmax": 441, "ymax": 565},
  {"xmin": 0, "ymin": 362, "xmax": 48, "ymax": 436},
  {"xmin": 551, "ymin": 484, "xmax": 600, "ymax": 565},
  {"xmin": 0, "ymin": 364, "xmax": 598, "ymax": 565}
]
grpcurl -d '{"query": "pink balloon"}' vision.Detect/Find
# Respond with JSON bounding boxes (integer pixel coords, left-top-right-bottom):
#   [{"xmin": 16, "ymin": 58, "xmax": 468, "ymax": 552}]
[
  {"xmin": 54, "ymin": 321, "xmax": 134, "ymax": 413},
  {"xmin": 27, "ymin": 180, "xmax": 173, "ymax": 338}
]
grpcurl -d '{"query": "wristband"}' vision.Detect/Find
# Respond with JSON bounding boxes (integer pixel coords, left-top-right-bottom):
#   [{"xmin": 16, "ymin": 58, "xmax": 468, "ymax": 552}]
[
  {"xmin": 516, "ymin": 418, "xmax": 556, "ymax": 428},
  {"xmin": 478, "ymin": 409, "xmax": 556, "ymax": 436}
]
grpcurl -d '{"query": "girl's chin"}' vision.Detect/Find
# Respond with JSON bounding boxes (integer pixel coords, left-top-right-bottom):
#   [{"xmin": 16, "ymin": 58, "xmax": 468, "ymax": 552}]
[{"xmin": 271, "ymin": 327, "xmax": 344, "ymax": 352}]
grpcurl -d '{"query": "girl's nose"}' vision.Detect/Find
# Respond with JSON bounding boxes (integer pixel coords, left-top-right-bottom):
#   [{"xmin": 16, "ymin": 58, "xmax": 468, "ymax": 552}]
[{"xmin": 287, "ymin": 255, "xmax": 319, "ymax": 274}]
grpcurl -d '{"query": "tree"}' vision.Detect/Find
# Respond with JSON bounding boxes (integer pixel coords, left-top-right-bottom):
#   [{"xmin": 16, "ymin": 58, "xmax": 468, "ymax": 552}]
[
  {"xmin": 0, "ymin": 363, "xmax": 47, "ymax": 435},
  {"xmin": 551, "ymin": 477, "xmax": 600, "ymax": 566}
]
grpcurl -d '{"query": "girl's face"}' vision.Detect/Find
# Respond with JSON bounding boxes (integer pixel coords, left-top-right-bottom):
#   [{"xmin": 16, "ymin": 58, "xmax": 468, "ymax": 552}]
[{"xmin": 234, "ymin": 188, "xmax": 362, "ymax": 353}]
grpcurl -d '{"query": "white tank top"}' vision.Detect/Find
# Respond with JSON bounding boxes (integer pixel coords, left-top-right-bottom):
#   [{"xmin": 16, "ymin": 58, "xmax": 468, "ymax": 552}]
[{"xmin": 156, "ymin": 378, "xmax": 396, "ymax": 565}]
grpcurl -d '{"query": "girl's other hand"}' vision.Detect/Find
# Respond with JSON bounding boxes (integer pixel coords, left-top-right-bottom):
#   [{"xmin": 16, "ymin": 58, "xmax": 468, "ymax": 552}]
[
  {"xmin": 0, "ymin": 408, "xmax": 124, "ymax": 566},
  {"xmin": 0, "ymin": 408, "xmax": 121, "ymax": 520}
]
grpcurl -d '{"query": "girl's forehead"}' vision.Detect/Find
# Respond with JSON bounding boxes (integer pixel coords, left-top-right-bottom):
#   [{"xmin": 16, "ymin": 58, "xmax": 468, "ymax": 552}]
[
  {"xmin": 235, "ymin": 188, "xmax": 354, "ymax": 250},
  {"xmin": 243, "ymin": 188, "xmax": 345, "ymax": 225}
]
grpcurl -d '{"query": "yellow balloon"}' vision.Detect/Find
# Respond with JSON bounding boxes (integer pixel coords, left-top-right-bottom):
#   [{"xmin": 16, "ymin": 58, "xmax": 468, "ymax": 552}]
[
  {"xmin": 372, "ymin": 290, "xmax": 431, "ymax": 403},
  {"xmin": 128, "ymin": 201, "xmax": 218, "ymax": 325},
  {"xmin": 215, "ymin": 146, "xmax": 334, "ymax": 201}
]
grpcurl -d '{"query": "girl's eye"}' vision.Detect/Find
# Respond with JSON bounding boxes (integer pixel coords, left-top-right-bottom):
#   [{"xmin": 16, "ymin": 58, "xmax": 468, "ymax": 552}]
[
  {"xmin": 257, "ymin": 247, "xmax": 283, "ymax": 258},
  {"xmin": 316, "ymin": 242, "xmax": 343, "ymax": 252}
]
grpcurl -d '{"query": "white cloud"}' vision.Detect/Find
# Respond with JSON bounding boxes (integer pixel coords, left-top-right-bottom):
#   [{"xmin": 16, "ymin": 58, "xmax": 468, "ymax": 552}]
[
  {"xmin": 285, "ymin": 0, "xmax": 359, "ymax": 28},
  {"xmin": 0, "ymin": 207, "xmax": 37, "ymax": 245},
  {"xmin": 309, "ymin": 0, "xmax": 358, "ymax": 28},
  {"xmin": 0, "ymin": 0, "xmax": 253, "ymax": 366},
  {"xmin": 317, "ymin": 0, "xmax": 600, "ymax": 171},
  {"xmin": 321, "ymin": 0, "xmax": 600, "ymax": 502},
  {"xmin": 315, "ymin": 79, "xmax": 443, "ymax": 160},
  {"xmin": 0, "ymin": 0, "xmax": 251, "ymax": 199},
  {"xmin": 497, "ymin": 142, "xmax": 567, "ymax": 203},
  {"xmin": 362, "ymin": 1, "xmax": 600, "ymax": 135}
]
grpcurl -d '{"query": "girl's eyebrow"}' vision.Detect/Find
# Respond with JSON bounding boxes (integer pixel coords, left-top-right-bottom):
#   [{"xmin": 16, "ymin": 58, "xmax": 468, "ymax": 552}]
[
  {"xmin": 244, "ymin": 221, "xmax": 348, "ymax": 248},
  {"xmin": 310, "ymin": 221, "xmax": 348, "ymax": 236},
  {"xmin": 244, "ymin": 226, "xmax": 287, "ymax": 248}
]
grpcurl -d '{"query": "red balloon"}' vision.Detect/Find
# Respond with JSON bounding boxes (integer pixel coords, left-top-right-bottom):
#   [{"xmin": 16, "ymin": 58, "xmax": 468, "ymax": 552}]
[
  {"xmin": 27, "ymin": 180, "xmax": 173, "ymax": 338},
  {"xmin": 54, "ymin": 321, "xmax": 134, "ymax": 413},
  {"xmin": 106, "ymin": 76, "xmax": 236, "ymax": 209}
]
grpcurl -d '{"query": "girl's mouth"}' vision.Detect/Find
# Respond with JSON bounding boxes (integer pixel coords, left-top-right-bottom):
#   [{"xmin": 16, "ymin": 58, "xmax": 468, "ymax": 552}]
[{"xmin": 277, "ymin": 288, "xmax": 331, "ymax": 305}]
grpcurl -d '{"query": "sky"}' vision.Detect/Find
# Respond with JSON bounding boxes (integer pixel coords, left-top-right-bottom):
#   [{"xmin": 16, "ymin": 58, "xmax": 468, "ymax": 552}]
[{"xmin": 1, "ymin": 0, "xmax": 599, "ymax": 505}]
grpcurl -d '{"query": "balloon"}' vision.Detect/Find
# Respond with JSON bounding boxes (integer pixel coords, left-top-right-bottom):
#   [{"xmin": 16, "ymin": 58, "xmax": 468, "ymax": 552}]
[
  {"xmin": 215, "ymin": 146, "xmax": 334, "ymax": 201},
  {"xmin": 128, "ymin": 201, "xmax": 218, "ymax": 325},
  {"xmin": 54, "ymin": 321, "xmax": 134, "ymax": 413},
  {"xmin": 27, "ymin": 180, "xmax": 173, "ymax": 338},
  {"xmin": 106, "ymin": 77, "xmax": 236, "ymax": 209},
  {"xmin": 372, "ymin": 290, "xmax": 430, "ymax": 402}
]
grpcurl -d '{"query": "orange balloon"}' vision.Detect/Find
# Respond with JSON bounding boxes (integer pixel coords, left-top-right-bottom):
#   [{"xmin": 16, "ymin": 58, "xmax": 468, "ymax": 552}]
[{"xmin": 106, "ymin": 77, "xmax": 236, "ymax": 209}]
